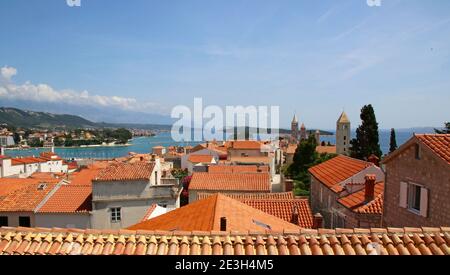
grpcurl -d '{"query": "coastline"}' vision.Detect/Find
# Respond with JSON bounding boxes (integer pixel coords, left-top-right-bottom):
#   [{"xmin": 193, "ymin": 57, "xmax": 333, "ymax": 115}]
[{"xmin": 5, "ymin": 143, "xmax": 133, "ymax": 151}]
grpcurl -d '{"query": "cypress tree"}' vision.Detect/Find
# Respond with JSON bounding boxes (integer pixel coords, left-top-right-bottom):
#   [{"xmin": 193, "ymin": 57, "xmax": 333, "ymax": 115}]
[
  {"xmin": 350, "ymin": 104, "xmax": 382, "ymax": 160},
  {"xmin": 389, "ymin": 128, "xmax": 398, "ymax": 153}
]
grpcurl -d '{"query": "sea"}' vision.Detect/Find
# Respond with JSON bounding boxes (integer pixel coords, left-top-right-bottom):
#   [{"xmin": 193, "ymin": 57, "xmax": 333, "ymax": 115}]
[{"xmin": 5, "ymin": 129, "xmax": 431, "ymax": 160}]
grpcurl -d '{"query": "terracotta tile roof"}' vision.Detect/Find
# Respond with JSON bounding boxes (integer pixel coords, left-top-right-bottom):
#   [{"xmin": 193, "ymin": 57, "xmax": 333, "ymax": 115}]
[
  {"xmin": 0, "ymin": 181, "xmax": 59, "ymax": 212},
  {"xmin": 338, "ymin": 182, "xmax": 384, "ymax": 214},
  {"xmin": 70, "ymin": 164, "xmax": 105, "ymax": 186},
  {"xmin": 30, "ymin": 172, "xmax": 66, "ymax": 180},
  {"xmin": 316, "ymin": 146, "xmax": 337, "ymax": 154},
  {"xmin": 187, "ymin": 155, "xmax": 215, "ymax": 163},
  {"xmin": 208, "ymin": 165, "xmax": 269, "ymax": 173},
  {"xmin": 11, "ymin": 157, "xmax": 48, "ymax": 166},
  {"xmin": 141, "ymin": 204, "xmax": 158, "ymax": 222},
  {"xmin": 128, "ymin": 194, "xmax": 300, "ymax": 232},
  {"xmin": 308, "ymin": 155, "xmax": 373, "ymax": 191},
  {"xmin": 40, "ymin": 152, "xmax": 62, "ymax": 161},
  {"xmin": 229, "ymin": 156, "xmax": 271, "ymax": 164},
  {"xmin": 2, "ymin": 226, "xmax": 450, "ymax": 255},
  {"xmin": 238, "ymin": 199, "xmax": 313, "ymax": 228},
  {"xmin": 416, "ymin": 134, "xmax": 450, "ymax": 164},
  {"xmin": 94, "ymin": 162, "xmax": 155, "ymax": 182},
  {"xmin": 227, "ymin": 140, "xmax": 263, "ymax": 150},
  {"xmin": 197, "ymin": 192, "xmax": 295, "ymax": 201},
  {"xmin": 189, "ymin": 172, "xmax": 271, "ymax": 192},
  {"xmin": 37, "ymin": 185, "xmax": 92, "ymax": 214},
  {"xmin": 191, "ymin": 143, "xmax": 228, "ymax": 155},
  {"xmin": 285, "ymin": 144, "xmax": 297, "ymax": 154}
]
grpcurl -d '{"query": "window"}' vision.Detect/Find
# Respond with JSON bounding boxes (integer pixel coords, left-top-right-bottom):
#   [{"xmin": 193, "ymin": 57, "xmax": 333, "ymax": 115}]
[
  {"xmin": 400, "ymin": 182, "xmax": 429, "ymax": 217},
  {"xmin": 0, "ymin": 216, "xmax": 8, "ymax": 227},
  {"xmin": 110, "ymin": 207, "xmax": 121, "ymax": 223},
  {"xmin": 415, "ymin": 144, "xmax": 421, "ymax": 160},
  {"xmin": 155, "ymin": 171, "xmax": 158, "ymax": 185},
  {"xmin": 19, "ymin": 216, "xmax": 31, "ymax": 227},
  {"xmin": 344, "ymin": 136, "xmax": 347, "ymax": 141},
  {"xmin": 408, "ymin": 184, "xmax": 422, "ymax": 212}
]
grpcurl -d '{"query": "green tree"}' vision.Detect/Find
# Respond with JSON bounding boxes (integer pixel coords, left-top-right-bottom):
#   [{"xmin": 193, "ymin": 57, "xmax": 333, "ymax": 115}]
[
  {"xmin": 286, "ymin": 135, "xmax": 336, "ymax": 196},
  {"xmin": 350, "ymin": 104, "xmax": 382, "ymax": 160},
  {"xmin": 290, "ymin": 135, "xmax": 317, "ymax": 176},
  {"xmin": 435, "ymin": 122, "xmax": 450, "ymax": 134},
  {"xmin": 389, "ymin": 128, "xmax": 398, "ymax": 153}
]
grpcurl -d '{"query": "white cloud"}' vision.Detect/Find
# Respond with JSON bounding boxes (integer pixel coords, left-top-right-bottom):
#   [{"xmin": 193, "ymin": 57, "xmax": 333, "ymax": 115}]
[
  {"xmin": 1, "ymin": 66, "xmax": 17, "ymax": 80},
  {"xmin": 0, "ymin": 66, "xmax": 167, "ymax": 114}
]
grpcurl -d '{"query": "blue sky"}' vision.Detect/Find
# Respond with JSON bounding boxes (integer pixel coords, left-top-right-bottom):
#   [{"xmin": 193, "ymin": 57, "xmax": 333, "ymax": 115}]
[{"xmin": 1, "ymin": 0, "xmax": 449, "ymax": 129}]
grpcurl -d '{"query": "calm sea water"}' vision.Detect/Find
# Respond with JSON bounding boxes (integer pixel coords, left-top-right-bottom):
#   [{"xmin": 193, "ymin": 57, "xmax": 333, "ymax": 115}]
[{"xmin": 6, "ymin": 129, "xmax": 424, "ymax": 159}]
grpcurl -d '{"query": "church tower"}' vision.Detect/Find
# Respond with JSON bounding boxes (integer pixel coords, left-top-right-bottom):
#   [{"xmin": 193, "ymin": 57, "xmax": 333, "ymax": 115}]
[
  {"xmin": 336, "ymin": 111, "xmax": 351, "ymax": 155},
  {"xmin": 300, "ymin": 123, "xmax": 307, "ymax": 141},
  {"xmin": 291, "ymin": 114, "xmax": 299, "ymax": 144},
  {"xmin": 315, "ymin": 130, "xmax": 321, "ymax": 146}
]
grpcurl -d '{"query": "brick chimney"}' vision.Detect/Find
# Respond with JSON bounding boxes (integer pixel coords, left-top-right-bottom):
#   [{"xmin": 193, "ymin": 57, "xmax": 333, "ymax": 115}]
[
  {"xmin": 312, "ymin": 213, "xmax": 323, "ymax": 229},
  {"xmin": 364, "ymin": 174, "xmax": 376, "ymax": 202},
  {"xmin": 367, "ymin": 154, "xmax": 380, "ymax": 166},
  {"xmin": 290, "ymin": 205, "xmax": 299, "ymax": 225},
  {"xmin": 285, "ymin": 179, "xmax": 294, "ymax": 193}
]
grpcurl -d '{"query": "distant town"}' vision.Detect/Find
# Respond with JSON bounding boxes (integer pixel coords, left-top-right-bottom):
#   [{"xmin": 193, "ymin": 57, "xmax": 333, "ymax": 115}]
[{"xmin": 1, "ymin": 103, "xmax": 449, "ymax": 256}]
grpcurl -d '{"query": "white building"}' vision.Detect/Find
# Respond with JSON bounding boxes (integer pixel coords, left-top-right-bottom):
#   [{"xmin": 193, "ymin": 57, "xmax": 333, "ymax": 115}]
[
  {"xmin": 90, "ymin": 160, "xmax": 182, "ymax": 229},
  {"xmin": 0, "ymin": 136, "xmax": 15, "ymax": 147},
  {"xmin": 0, "ymin": 152, "xmax": 68, "ymax": 178}
]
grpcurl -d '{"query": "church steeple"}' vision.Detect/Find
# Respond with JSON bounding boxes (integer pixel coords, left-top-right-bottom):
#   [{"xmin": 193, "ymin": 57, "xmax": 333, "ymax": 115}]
[
  {"xmin": 290, "ymin": 114, "xmax": 299, "ymax": 144},
  {"xmin": 336, "ymin": 111, "xmax": 351, "ymax": 155}
]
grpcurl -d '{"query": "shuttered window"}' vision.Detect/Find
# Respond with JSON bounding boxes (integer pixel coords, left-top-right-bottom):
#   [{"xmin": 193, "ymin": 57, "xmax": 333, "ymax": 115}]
[
  {"xmin": 399, "ymin": 182, "xmax": 408, "ymax": 208},
  {"xmin": 400, "ymin": 182, "xmax": 429, "ymax": 218},
  {"xmin": 420, "ymin": 188, "xmax": 429, "ymax": 218}
]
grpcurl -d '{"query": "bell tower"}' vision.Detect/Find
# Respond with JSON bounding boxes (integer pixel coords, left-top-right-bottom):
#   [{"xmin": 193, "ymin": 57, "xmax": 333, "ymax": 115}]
[
  {"xmin": 336, "ymin": 111, "xmax": 351, "ymax": 155},
  {"xmin": 291, "ymin": 114, "xmax": 299, "ymax": 144}
]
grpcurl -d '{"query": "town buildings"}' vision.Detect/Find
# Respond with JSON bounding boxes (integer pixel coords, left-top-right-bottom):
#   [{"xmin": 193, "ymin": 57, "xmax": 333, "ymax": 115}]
[
  {"xmin": 309, "ymin": 155, "xmax": 384, "ymax": 228},
  {"xmin": 1, "ymin": 226, "xmax": 450, "ymax": 255},
  {"xmin": 382, "ymin": 134, "xmax": 450, "ymax": 227},
  {"xmin": 188, "ymin": 172, "xmax": 271, "ymax": 202},
  {"xmin": 128, "ymin": 194, "xmax": 302, "ymax": 232},
  {"xmin": 0, "ymin": 152, "xmax": 68, "ymax": 178},
  {"xmin": 90, "ymin": 160, "xmax": 182, "ymax": 229}
]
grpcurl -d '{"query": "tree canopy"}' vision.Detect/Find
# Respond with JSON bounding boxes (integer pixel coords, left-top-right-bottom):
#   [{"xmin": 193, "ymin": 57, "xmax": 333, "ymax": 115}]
[
  {"xmin": 350, "ymin": 104, "xmax": 382, "ymax": 160},
  {"xmin": 435, "ymin": 122, "xmax": 450, "ymax": 134}
]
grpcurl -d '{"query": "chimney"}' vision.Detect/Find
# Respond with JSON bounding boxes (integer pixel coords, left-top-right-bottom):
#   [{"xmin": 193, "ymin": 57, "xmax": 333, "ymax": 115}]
[
  {"xmin": 285, "ymin": 179, "xmax": 294, "ymax": 193},
  {"xmin": 367, "ymin": 154, "xmax": 380, "ymax": 166},
  {"xmin": 220, "ymin": 217, "xmax": 227, "ymax": 231},
  {"xmin": 312, "ymin": 213, "xmax": 323, "ymax": 229},
  {"xmin": 364, "ymin": 174, "xmax": 376, "ymax": 202},
  {"xmin": 290, "ymin": 205, "xmax": 299, "ymax": 225}
]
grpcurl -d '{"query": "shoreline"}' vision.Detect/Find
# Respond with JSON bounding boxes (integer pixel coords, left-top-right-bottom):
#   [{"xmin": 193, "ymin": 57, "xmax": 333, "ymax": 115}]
[{"xmin": 5, "ymin": 143, "xmax": 133, "ymax": 151}]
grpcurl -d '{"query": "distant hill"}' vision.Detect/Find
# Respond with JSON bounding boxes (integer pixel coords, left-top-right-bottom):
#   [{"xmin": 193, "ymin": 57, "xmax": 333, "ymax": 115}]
[
  {"xmin": 0, "ymin": 107, "xmax": 98, "ymax": 129},
  {"xmin": 0, "ymin": 107, "xmax": 172, "ymax": 130}
]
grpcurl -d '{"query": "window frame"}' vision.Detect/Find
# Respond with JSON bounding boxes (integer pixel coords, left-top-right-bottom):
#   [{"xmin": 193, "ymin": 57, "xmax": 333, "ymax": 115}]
[
  {"xmin": 19, "ymin": 216, "xmax": 31, "ymax": 227},
  {"xmin": 110, "ymin": 207, "xmax": 122, "ymax": 223},
  {"xmin": 0, "ymin": 216, "xmax": 8, "ymax": 227},
  {"xmin": 407, "ymin": 183, "xmax": 422, "ymax": 214}
]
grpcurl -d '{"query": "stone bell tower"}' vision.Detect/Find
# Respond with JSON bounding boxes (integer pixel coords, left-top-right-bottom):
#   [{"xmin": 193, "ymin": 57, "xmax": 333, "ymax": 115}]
[
  {"xmin": 291, "ymin": 114, "xmax": 299, "ymax": 144},
  {"xmin": 336, "ymin": 111, "xmax": 351, "ymax": 155}
]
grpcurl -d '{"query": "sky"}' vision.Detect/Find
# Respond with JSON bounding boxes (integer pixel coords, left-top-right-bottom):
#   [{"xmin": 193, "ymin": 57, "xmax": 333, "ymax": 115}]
[{"xmin": 1, "ymin": 0, "xmax": 449, "ymax": 129}]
